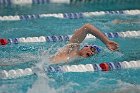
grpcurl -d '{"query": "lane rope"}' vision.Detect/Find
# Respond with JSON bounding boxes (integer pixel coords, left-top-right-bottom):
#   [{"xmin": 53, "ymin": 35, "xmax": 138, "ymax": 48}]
[
  {"xmin": 0, "ymin": 60, "xmax": 140, "ymax": 79},
  {"xmin": 0, "ymin": 68, "xmax": 33, "ymax": 79},
  {"xmin": 0, "ymin": 30, "xmax": 140, "ymax": 45},
  {"xmin": 0, "ymin": 0, "xmax": 138, "ymax": 5},
  {"xmin": 46, "ymin": 60, "xmax": 140, "ymax": 73},
  {"xmin": 0, "ymin": 10, "xmax": 140, "ymax": 21}
]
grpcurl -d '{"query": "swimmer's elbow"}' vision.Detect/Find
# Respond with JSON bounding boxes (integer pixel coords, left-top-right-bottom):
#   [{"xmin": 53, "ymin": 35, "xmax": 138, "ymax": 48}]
[{"xmin": 83, "ymin": 23, "xmax": 94, "ymax": 29}]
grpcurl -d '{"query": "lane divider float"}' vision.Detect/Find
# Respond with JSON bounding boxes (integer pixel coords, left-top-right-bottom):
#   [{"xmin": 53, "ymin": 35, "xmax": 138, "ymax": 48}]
[
  {"xmin": 0, "ymin": 68, "xmax": 33, "ymax": 79},
  {"xmin": 0, "ymin": 60, "xmax": 140, "ymax": 79},
  {"xmin": 46, "ymin": 60, "xmax": 140, "ymax": 73},
  {"xmin": 0, "ymin": 30, "xmax": 140, "ymax": 45},
  {"xmin": 0, "ymin": 0, "xmax": 138, "ymax": 5},
  {"xmin": 0, "ymin": 10, "xmax": 140, "ymax": 21}
]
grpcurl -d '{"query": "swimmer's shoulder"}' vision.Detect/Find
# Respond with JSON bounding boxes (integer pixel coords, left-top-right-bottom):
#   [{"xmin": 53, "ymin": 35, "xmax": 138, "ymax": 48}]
[{"xmin": 66, "ymin": 43, "xmax": 80, "ymax": 48}]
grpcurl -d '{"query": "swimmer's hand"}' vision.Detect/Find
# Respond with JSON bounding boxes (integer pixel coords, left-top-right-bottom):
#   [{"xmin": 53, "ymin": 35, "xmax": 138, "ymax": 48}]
[{"xmin": 106, "ymin": 40, "xmax": 119, "ymax": 51}]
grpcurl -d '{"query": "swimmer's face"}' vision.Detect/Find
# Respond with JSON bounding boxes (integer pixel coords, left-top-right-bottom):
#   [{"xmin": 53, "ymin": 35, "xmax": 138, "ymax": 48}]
[{"xmin": 80, "ymin": 46, "xmax": 96, "ymax": 58}]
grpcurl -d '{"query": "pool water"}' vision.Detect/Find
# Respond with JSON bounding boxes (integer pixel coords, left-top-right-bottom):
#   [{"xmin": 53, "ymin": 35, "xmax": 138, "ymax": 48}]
[{"xmin": 0, "ymin": 1, "xmax": 140, "ymax": 93}]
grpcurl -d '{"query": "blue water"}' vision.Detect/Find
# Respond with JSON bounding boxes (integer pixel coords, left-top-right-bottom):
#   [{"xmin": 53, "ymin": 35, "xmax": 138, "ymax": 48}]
[{"xmin": 0, "ymin": 2, "xmax": 140, "ymax": 93}]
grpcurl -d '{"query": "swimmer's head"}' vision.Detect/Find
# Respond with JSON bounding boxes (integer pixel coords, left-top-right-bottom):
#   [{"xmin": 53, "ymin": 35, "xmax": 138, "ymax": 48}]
[{"xmin": 79, "ymin": 45, "xmax": 101, "ymax": 58}]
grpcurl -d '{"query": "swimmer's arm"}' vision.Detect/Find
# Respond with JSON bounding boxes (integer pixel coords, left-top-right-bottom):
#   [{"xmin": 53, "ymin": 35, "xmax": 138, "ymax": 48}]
[
  {"xmin": 70, "ymin": 23, "xmax": 110, "ymax": 44},
  {"xmin": 70, "ymin": 23, "xmax": 119, "ymax": 51}
]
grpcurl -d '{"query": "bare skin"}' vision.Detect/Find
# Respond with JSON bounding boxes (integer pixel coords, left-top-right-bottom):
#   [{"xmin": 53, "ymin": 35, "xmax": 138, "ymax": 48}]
[{"xmin": 51, "ymin": 23, "xmax": 119, "ymax": 63}]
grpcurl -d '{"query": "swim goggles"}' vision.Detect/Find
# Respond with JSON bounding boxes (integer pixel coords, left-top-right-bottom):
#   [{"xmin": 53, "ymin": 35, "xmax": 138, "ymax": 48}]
[{"xmin": 84, "ymin": 44, "xmax": 101, "ymax": 53}]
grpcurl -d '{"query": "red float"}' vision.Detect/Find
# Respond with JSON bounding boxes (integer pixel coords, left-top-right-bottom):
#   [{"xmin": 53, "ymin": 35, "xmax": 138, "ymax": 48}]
[
  {"xmin": 0, "ymin": 39, "xmax": 8, "ymax": 45},
  {"xmin": 99, "ymin": 63, "xmax": 110, "ymax": 71}
]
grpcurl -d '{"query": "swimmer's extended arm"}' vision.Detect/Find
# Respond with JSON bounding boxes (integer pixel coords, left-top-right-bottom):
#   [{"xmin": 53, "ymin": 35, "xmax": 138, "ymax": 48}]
[
  {"xmin": 70, "ymin": 23, "xmax": 118, "ymax": 51},
  {"xmin": 70, "ymin": 23, "xmax": 110, "ymax": 44}
]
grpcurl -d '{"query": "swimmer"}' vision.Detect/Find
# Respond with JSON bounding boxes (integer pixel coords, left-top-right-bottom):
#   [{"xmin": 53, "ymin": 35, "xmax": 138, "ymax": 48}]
[
  {"xmin": 50, "ymin": 23, "xmax": 119, "ymax": 63},
  {"xmin": 112, "ymin": 19, "xmax": 140, "ymax": 24}
]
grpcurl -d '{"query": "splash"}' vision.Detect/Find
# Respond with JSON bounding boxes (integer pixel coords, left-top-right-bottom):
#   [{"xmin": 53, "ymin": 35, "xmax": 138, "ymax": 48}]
[
  {"xmin": 0, "ymin": 53, "xmax": 37, "ymax": 66},
  {"xmin": 27, "ymin": 46, "xmax": 57, "ymax": 93},
  {"xmin": 113, "ymin": 80, "xmax": 140, "ymax": 93},
  {"xmin": 27, "ymin": 75, "xmax": 80, "ymax": 93},
  {"xmin": 28, "ymin": 45, "xmax": 80, "ymax": 93},
  {"xmin": 27, "ymin": 76, "xmax": 57, "ymax": 93},
  {"xmin": 74, "ymin": 77, "xmax": 140, "ymax": 93}
]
